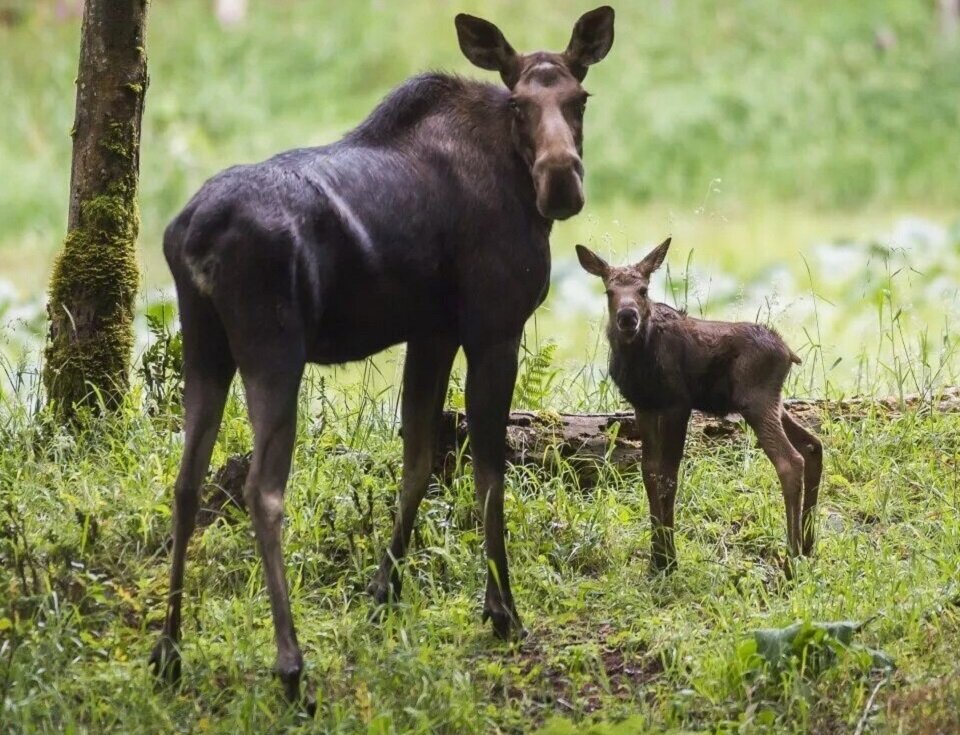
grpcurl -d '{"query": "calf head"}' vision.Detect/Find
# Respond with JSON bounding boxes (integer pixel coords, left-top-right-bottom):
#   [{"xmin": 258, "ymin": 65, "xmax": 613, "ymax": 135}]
[
  {"xmin": 455, "ymin": 7, "xmax": 615, "ymax": 220},
  {"xmin": 576, "ymin": 237, "xmax": 672, "ymax": 344}
]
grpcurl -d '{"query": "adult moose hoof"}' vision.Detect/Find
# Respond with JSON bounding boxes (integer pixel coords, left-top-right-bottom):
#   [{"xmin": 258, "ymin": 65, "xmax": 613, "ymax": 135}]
[
  {"xmin": 649, "ymin": 555, "xmax": 678, "ymax": 576},
  {"xmin": 365, "ymin": 567, "xmax": 400, "ymax": 609},
  {"xmin": 781, "ymin": 553, "xmax": 800, "ymax": 582},
  {"xmin": 275, "ymin": 653, "xmax": 308, "ymax": 713},
  {"xmin": 278, "ymin": 676, "xmax": 316, "ymax": 717},
  {"xmin": 482, "ymin": 603, "xmax": 527, "ymax": 642},
  {"xmin": 148, "ymin": 635, "xmax": 182, "ymax": 684}
]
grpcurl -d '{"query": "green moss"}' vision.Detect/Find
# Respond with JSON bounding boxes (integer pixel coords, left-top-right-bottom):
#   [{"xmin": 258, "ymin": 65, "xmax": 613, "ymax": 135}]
[
  {"xmin": 100, "ymin": 120, "xmax": 135, "ymax": 160},
  {"xmin": 44, "ymin": 175, "xmax": 140, "ymax": 418},
  {"xmin": 44, "ymin": 105, "xmax": 144, "ymax": 418}
]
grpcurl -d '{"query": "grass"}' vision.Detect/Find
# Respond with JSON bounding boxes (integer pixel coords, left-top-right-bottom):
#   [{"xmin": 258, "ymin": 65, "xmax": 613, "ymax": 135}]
[
  {"xmin": 3, "ymin": 1, "xmax": 960, "ymax": 731},
  {"xmin": 2, "ymin": 361, "xmax": 960, "ymax": 733}
]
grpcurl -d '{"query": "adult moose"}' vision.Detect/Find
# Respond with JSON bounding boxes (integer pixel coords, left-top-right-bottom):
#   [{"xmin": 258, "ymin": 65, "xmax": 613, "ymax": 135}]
[{"xmin": 150, "ymin": 7, "xmax": 615, "ymax": 706}]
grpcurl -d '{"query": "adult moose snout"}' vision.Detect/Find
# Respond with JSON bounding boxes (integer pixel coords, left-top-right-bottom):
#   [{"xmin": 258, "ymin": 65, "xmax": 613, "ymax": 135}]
[
  {"xmin": 532, "ymin": 151, "xmax": 584, "ymax": 220},
  {"xmin": 617, "ymin": 306, "xmax": 640, "ymax": 333}
]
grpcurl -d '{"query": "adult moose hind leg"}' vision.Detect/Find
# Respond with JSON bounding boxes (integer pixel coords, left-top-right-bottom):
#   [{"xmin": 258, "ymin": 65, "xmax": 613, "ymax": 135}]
[
  {"xmin": 465, "ymin": 336, "xmax": 524, "ymax": 640},
  {"xmin": 150, "ymin": 290, "xmax": 235, "ymax": 683},
  {"xmin": 368, "ymin": 337, "xmax": 458, "ymax": 606},
  {"xmin": 782, "ymin": 411, "xmax": 822, "ymax": 556},
  {"xmin": 240, "ymin": 357, "xmax": 306, "ymax": 706}
]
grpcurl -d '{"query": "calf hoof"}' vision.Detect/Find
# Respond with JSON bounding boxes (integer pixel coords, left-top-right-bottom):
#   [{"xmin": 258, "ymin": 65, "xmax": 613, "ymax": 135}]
[
  {"xmin": 148, "ymin": 635, "xmax": 181, "ymax": 684},
  {"xmin": 482, "ymin": 604, "xmax": 527, "ymax": 642}
]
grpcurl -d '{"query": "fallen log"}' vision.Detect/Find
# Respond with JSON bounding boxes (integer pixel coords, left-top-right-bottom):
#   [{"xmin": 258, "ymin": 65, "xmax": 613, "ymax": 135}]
[
  {"xmin": 432, "ymin": 386, "xmax": 960, "ymax": 485},
  {"xmin": 197, "ymin": 387, "xmax": 960, "ymax": 525}
]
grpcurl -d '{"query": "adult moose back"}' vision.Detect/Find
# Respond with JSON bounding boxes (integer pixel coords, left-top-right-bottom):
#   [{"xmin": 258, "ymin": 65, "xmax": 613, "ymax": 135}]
[{"xmin": 151, "ymin": 7, "xmax": 615, "ymax": 706}]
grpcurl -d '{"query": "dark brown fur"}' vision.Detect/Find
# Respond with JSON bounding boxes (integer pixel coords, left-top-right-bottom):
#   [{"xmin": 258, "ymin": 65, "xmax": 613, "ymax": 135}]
[
  {"xmin": 150, "ymin": 8, "xmax": 615, "ymax": 708},
  {"xmin": 577, "ymin": 238, "xmax": 822, "ymax": 572}
]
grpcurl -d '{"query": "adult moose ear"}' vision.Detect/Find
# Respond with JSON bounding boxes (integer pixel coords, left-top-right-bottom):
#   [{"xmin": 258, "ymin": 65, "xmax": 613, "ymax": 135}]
[
  {"xmin": 455, "ymin": 13, "xmax": 521, "ymax": 88},
  {"xmin": 637, "ymin": 237, "xmax": 672, "ymax": 276},
  {"xmin": 564, "ymin": 6, "xmax": 615, "ymax": 82},
  {"xmin": 576, "ymin": 244, "xmax": 610, "ymax": 278}
]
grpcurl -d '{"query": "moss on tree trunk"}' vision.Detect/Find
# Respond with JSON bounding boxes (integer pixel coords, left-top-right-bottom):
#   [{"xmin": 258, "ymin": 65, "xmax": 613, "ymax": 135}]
[{"xmin": 44, "ymin": 0, "xmax": 149, "ymax": 418}]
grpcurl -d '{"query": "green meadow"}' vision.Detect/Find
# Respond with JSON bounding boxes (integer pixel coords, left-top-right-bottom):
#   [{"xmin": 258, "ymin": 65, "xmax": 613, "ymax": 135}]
[{"xmin": 2, "ymin": 1, "xmax": 959, "ymax": 733}]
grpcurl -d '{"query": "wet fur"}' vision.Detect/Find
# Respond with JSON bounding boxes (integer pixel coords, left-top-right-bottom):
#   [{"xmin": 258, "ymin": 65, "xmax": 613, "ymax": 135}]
[
  {"xmin": 582, "ymin": 241, "xmax": 823, "ymax": 574},
  {"xmin": 165, "ymin": 73, "xmax": 552, "ymax": 364},
  {"xmin": 609, "ymin": 303, "xmax": 801, "ymax": 416}
]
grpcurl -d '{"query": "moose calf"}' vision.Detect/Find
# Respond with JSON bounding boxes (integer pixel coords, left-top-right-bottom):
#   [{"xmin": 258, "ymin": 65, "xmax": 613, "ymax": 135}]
[{"xmin": 577, "ymin": 237, "xmax": 822, "ymax": 571}]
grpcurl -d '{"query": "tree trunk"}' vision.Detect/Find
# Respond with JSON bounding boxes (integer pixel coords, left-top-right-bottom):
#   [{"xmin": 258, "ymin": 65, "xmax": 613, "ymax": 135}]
[
  {"xmin": 44, "ymin": 0, "xmax": 148, "ymax": 419},
  {"xmin": 430, "ymin": 389, "xmax": 959, "ymax": 486}
]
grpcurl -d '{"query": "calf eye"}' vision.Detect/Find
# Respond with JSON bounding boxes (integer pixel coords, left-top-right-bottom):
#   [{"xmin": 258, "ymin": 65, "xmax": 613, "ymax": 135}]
[{"xmin": 638, "ymin": 286, "xmax": 648, "ymax": 297}]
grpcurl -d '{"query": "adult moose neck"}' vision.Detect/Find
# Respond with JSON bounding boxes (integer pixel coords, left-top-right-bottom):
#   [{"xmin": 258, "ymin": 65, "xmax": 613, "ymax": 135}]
[{"xmin": 341, "ymin": 72, "xmax": 550, "ymax": 231}]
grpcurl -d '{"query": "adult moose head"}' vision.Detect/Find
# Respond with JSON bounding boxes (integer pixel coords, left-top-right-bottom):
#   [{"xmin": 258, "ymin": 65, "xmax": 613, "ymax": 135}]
[
  {"xmin": 150, "ymin": 7, "xmax": 614, "ymax": 708},
  {"xmin": 456, "ymin": 6, "xmax": 614, "ymax": 219}
]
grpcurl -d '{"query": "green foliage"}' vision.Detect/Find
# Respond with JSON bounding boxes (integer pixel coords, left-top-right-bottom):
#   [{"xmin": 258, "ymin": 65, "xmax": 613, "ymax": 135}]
[
  {"xmin": 2, "ymin": 369, "xmax": 959, "ymax": 733},
  {"xmin": 534, "ymin": 715, "xmax": 649, "ymax": 734},
  {"xmin": 749, "ymin": 619, "xmax": 895, "ymax": 677},
  {"xmin": 3, "ymin": 2, "xmax": 960, "ymax": 732},
  {"xmin": 514, "ymin": 339, "xmax": 560, "ymax": 410},
  {"xmin": 138, "ymin": 303, "xmax": 183, "ymax": 419}
]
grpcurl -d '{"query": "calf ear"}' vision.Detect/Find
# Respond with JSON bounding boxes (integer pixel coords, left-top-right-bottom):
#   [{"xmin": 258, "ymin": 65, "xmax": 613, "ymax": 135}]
[
  {"xmin": 564, "ymin": 6, "xmax": 615, "ymax": 82},
  {"xmin": 455, "ymin": 14, "xmax": 521, "ymax": 88},
  {"xmin": 637, "ymin": 237, "xmax": 671, "ymax": 275},
  {"xmin": 576, "ymin": 244, "xmax": 610, "ymax": 277}
]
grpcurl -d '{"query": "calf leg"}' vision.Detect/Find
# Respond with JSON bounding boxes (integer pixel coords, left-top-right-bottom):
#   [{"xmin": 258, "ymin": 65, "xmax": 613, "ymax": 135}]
[
  {"xmin": 745, "ymin": 402, "xmax": 805, "ymax": 558},
  {"xmin": 241, "ymin": 363, "xmax": 305, "ymax": 705},
  {"xmin": 150, "ymin": 299, "xmax": 235, "ymax": 683},
  {"xmin": 636, "ymin": 409, "xmax": 689, "ymax": 572},
  {"xmin": 782, "ymin": 411, "xmax": 822, "ymax": 556},
  {"xmin": 368, "ymin": 337, "xmax": 458, "ymax": 605},
  {"xmin": 654, "ymin": 408, "xmax": 690, "ymax": 568},
  {"xmin": 465, "ymin": 336, "xmax": 523, "ymax": 640}
]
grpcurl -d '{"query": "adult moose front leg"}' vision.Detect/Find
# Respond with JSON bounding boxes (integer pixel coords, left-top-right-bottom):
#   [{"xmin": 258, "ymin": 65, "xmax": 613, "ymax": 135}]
[
  {"xmin": 465, "ymin": 336, "xmax": 524, "ymax": 640},
  {"xmin": 368, "ymin": 337, "xmax": 458, "ymax": 606}
]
